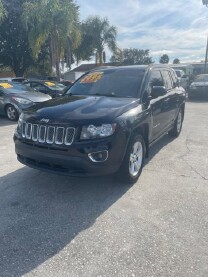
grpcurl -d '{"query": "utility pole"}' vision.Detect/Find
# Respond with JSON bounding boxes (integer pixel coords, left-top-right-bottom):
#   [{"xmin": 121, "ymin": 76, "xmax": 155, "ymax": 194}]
[{"xmin": 202, "ymin": 0, "xmax": 208, "ymax": 73}]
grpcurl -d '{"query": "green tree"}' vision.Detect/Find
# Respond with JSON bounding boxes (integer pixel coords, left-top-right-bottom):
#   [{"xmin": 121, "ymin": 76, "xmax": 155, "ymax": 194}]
[
  {"xmin": 110, "ymin": 48, "xmax": 124, "ymax": 63},
  {"xmin": 23, "ymin": 0, "xmax": 81, "ymax": 78},
  {"xmin": 83, "ymin": 16, "xmax": 117, "ymax": 65},
  {"xmin": 0, "ymin": 0, "xmax": 6, "ymax": 21},
  {"xmin": 173, "ymin": 58, "xmax": 180, "ymax": 64},
  {"xmin": 110, "ymin": 48, "xmax": 153, "ymax": 65},
  {"xmin": 73, "ymin": 22, "xmax": 95, "ymax": 64},
  {"xmin": 159, "ymin": 54, "xmax": 169, "ymax": 64},
  {"xmin": 0, "ymin": 0, "xmax": 33, "ymax": 76}
]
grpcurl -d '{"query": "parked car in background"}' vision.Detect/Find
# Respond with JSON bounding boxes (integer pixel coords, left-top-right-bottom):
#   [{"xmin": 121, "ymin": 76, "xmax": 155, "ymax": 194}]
[
  {"xmin": 24, "ymin": 80, "xmax": 66, "ymax": 98},
  {"xmin": 188, "ymin": 74, "xmax": 208, "ymax": 99},
  {"xmin": 174, "ymin": 69, "xmax": 189, "ymax": 90},
  {"xmin": 0, "ymin": 77, "xmax": 28, "ymax": 83},
  {"xmin": 0, "ymin": 82, "xmax": 51, "ymax": 121},
  {"xmin": 14, "ymin": 65, "xmax": 185, "ymax": 183}
]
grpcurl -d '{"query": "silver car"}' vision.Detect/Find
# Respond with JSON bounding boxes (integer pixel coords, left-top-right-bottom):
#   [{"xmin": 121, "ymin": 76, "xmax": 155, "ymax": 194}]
[{"xmin": 0, "ymin": 82, "xmax": 51, "ymax": 121}]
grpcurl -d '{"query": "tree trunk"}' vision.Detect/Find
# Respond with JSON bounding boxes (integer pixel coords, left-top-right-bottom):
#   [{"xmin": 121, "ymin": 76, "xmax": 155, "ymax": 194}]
[
  {"xmin": 13, "ymin": 66, "xmax": 25, "ymax": 77},
  {"xmin": 55, "ymin": 60, "xmax": 60, "ymax": 81},
  {"xmin": 98, "ymin": 50, "xmax": 103, "ymax": 65}
]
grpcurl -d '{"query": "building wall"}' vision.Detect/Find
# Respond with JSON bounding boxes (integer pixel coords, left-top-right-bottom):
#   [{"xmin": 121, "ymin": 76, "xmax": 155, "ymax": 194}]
[{"xmin": 0, "ymin": 71, "xmax": 15, "ymax": 78}]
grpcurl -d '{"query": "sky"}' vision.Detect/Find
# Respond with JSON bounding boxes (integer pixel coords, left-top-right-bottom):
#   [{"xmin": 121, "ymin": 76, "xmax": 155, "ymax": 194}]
[{"xmin": 75, "ymin": 0, "xmax": 208, "ymax": 64}]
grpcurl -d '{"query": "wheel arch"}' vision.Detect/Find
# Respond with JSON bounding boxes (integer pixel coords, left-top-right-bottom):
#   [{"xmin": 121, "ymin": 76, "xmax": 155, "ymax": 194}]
[{"xmin": 130, "ymin": 123, "xmax": 149, "ymax": 158}]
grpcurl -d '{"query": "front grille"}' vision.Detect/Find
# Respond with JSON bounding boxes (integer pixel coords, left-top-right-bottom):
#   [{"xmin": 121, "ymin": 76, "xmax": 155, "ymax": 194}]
[{"xmin": 21, "ymin": 122, "xmax": 75, "ymax": 146}]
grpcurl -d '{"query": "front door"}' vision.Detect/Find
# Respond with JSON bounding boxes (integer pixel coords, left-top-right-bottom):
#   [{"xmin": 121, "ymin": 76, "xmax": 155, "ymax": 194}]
[{"xmin": 148, "ymin": 70, "xmax": 170, "ymax": 141}]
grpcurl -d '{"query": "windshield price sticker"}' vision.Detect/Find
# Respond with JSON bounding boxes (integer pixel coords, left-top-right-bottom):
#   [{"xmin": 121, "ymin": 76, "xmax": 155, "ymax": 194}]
[
  {"xmin": 0, "ymin": 83, "xmax": 13, "ymax": 89},
  {"xmin": 45, "ymin": 81, "xmax": 56, "ymax": 87},
  {"xmin": 80, "ymin": 72, "xmax": 103, "ymax": 83}
]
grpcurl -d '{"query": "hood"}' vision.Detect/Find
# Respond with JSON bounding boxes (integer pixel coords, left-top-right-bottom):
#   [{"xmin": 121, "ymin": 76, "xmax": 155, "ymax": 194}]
[
  {"xmin": 24, "ymin": 95, "xmax": 139, "ymax": 124},
  {"xmin": 13, "ymin": 91, "xmax": 51, "ymax": 102}
]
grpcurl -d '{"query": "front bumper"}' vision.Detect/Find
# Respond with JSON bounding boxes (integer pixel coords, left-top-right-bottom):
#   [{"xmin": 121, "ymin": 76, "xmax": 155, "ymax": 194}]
[{"xmin": 14, "ymin": 130, "xmax": 127, "ymax": 177}]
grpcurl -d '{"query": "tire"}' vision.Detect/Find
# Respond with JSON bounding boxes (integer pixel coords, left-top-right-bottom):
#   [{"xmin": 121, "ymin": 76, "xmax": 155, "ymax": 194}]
[
  {"xmin": 116, "ymin": 134, "xmax": 146, "ymax": 184},
  {"xmin": 168, "ymin": 108, "xmax": 183, "ymax": 138},
  {"xmin": 5, "ymin": 104, "xmax": 19, "ymax": 121}
]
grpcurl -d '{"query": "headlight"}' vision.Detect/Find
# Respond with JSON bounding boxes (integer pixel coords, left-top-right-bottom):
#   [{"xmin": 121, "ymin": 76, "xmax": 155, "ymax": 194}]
[
  {"xmin": 16, "ymin": 113, "xmax": 24, "ymax": 134},
  {"xmin": 19, "ymin": 113, "xmax": 24, "ymax": 121},
  {"xmin": 80, "ymin": 124, "xmax": 116, "ymax": 140},
  {"xmin": 12, "ymin": 97, "xmax": 33, "ymax": 104}
]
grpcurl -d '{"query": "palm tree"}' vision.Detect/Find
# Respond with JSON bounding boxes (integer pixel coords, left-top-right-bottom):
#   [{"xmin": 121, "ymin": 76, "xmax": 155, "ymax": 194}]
[
  {"xmin": 23, "ymin": 0, "xmax": 81, "ymax": 78},
  {"xmin": 83, "ymin": 16, "xmax": 117, "ymax": 65}
]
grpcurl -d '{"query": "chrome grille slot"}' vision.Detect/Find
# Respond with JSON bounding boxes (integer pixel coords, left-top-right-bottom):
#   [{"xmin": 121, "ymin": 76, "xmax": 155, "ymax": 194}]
[
  {"xmin": 55, "ymin": 127, "xmax": 65, "ymax": 144},
  {"xmin": 38, "ymin": 125, "xmax": 46, "ymax": 143},
  {"xmin": 26, "ymin": 123, "xmax": 32, "ymax": 139},
  {"xmin": 21, "ymin": 122, "xmax": 75, "ymax": 146},
  {"xmin": 22, "ymin": 122, "xmax": 26, "ymax": 138},
  {"xmin": 65, "ymin": 127, "xmax": 75, "ymax": 145},
  {"xmin": 32, "ymin": 124, "xmax": 39, "ymax": 141},
  {"xmin": 46, "ymin": 126, "xmax": 55, "ymax": 144}
]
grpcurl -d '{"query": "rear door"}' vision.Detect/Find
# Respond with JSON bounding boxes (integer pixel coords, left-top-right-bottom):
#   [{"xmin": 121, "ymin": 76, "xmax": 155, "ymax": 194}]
[{"xmin": 160, "ymin": 70, "xmax": 178, "ymax": 127}]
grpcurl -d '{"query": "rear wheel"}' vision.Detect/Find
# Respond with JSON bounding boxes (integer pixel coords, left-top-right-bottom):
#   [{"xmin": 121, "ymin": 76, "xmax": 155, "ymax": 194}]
[
  {"xmin": 168, "ymin": 108, "xmax": 183, "ymax": 137},
  {"xmin": 6, "ymin": 104, "xmax": 18, "ymax": 121},
  {"xmin": 116, "ymin": 134, "xmax": 145, "ymax": 184}
]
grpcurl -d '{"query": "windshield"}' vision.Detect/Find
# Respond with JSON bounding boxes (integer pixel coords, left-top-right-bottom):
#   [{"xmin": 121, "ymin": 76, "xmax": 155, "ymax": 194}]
[
  {"xmin": 44, "ymin": 81, "xmax": 65, "ymax": 91},
  {"xmin": 0, "ymin": 82, "xmax": 35, "ymax": 93},
  {"xmin": 66, "ymin": 69, "xmax": 145, "ymax": 98},
  {"xmin": 194, "ymin": 75, "xmax": 208, "ymax": 82}
]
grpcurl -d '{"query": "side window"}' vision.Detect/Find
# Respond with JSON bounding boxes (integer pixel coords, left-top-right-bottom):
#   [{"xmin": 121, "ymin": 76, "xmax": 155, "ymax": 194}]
[
  {"xmin": 142, "ymin": 70, "xmax": 164, "ymax": 102},
  {"xmin": 149, "ymin": 70, "xmax": 164, "ymax": 89},
  {"xmin": 0, "ymin": 90, "xmax": 4, "ymax": 96},
  {"xmin": 31, "ymin": 83, "xmax": 46, "ymax": 90},
  {"xmin": 161, "ymin": 70, "xmax": 173, "ymax": 90},
  {"xmin": 169, "ymin": 70, "xmax": 178, "ymax": 87}
]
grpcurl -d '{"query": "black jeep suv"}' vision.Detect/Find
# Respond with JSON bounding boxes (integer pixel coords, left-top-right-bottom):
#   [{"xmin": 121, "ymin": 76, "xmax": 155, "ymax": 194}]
[{"xmin": 14, "ymin": 65, "xmax": 186, "ymax": 183}]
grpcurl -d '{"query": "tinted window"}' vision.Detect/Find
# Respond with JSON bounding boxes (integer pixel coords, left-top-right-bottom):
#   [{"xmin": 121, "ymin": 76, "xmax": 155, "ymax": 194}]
[
  {"xmin": 44, "ymin": 82, "xmax": 64, "ymax": 91},
  {"xmin": 170, "ymin": 70, "xmax": 178, "ymax": 84},
  {"xmin": 149, "ymin": 70, "xmax": 164, "ymax": 88},
  {"xmin": 175, "ymin": 70, "xmax": 182, "ymax": 77},
  {"xmin": 161, "ymin": 70, "xmax": 173, "ymax": 90},
  {"xmin": 66, "ymin": 69, "xmax": 145, "ymax": 98},
  {"xmin": 31, "ymin": 83, "xmax": 46, "ymax": 91}
]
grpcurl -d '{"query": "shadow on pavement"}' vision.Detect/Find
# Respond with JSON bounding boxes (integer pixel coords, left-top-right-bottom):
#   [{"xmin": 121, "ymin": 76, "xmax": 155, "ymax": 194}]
[
  {"xmin": 145, "ymin": 134, "xmax": 174, "ymax": 165},
  {"xmin": 0, "ymin": 133, "xmax": 175, "ymax": 276},
  {"xmin": 0, "ymin": 167, "xmax": 131, "ymax": 277},
  {"xmin": 0, "ymin": 116, "xmax": 17, "ymax": 126}
]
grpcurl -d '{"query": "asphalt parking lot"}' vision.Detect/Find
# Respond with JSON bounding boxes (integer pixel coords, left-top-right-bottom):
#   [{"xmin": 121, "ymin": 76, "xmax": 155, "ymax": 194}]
[{"xmin": 0, "ymin": 101, "xmax": 208, "ymax": 277}]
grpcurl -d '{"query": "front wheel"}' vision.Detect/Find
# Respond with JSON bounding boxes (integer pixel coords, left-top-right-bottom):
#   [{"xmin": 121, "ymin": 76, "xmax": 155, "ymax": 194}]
[
  {"xmin": 168, "ymin": 108, "xmax": 183, "ymax": 137},
  {"xmin": 116, "ymin": 134, "xmax": 146, "ymax": 184},
  {"xmin": 6, "ymin": 104, "xmax": 19, "ymax": 121}
]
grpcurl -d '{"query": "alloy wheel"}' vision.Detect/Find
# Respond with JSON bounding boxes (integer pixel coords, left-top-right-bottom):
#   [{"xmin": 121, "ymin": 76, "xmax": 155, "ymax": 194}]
[{"xmin": 129, "ymin": 141, "xmax": 143, "ymax": 177}]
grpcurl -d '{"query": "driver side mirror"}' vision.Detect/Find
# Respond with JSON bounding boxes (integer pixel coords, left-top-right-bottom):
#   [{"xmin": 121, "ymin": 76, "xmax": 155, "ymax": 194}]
[{"xmin": 151, "ymin": 86, "xmax": 166, "ymax": 98}]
